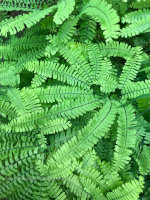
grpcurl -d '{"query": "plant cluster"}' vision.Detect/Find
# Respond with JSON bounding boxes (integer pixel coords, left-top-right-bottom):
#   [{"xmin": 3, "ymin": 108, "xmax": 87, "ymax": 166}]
[{"xmin": 0, "ymin": 0, "xmax": 150, "ymax": 199}]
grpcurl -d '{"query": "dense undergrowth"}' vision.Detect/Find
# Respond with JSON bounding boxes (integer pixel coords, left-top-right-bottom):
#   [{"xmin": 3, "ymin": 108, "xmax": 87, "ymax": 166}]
[{"xmin": 0, "ymin": 0, "xmax": 150, "ymax": 199}]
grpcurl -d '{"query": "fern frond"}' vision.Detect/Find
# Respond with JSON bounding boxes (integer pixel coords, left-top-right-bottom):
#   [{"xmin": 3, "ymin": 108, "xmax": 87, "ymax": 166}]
[
  {"xmin": 4, "ymin": 96, "xmax": 100, "ymax": 132},
  {"xmin": 25, "ymin": 61, "xmax": 92, "ymax": 89},
  {"xmin": 52, "ymin": 15, "xmax": 78, "ymax": 44},
  {"xmin": 0, "ymin": 6, "xmax": 57, "ymax": 37},
  {"xmin": 112, "ymin": 105, "xmax": 137, "ymax": 171},
  {"xmin": 119, "ymin": 47, "xmax": 142, "ymax": 88},
  {"xmin": 98, "ymin": 161, "xmax": 123, "ymax": 192},
  {"xmin": 4, "ymin": 35, "xmax": 48, "ymax": 51},
  {"xmin": 79, "ymin": 0, "xmax": 120, "ymax": 41},
  {"xmin": 45, "ymin": 16, "xmax": 79, "ymax": 57},
  {"xmin": 79, "ymin": 176, "xmax": 106, "ymax": 200},
  {"xmin": 136, "ymin": 146, "xmax": 150, "ymax": 175},
  {"xmin": 79, "ymin": 16, "xmax": 96, "ymax": 42},
  {"xmin": 98, "ymin": 43, "xmax": 142, "ymax": 89},
  {"xmin": 137, "ymin": 95, "xmax": 150, "ymax": 111},
  {"xmin": 33, "ymin": 86, "xmax": 93, "ymax": 103},
  {"xmin": 98, "ymin": 41, "xmax": 136, "ymax": 59},
  {"xmin": 6, "ymin": 87, "xmax": 42, "ymax": 117},
  {"xmin": 87, "ymin": 43, "xmax": 103, "ymax": 81},
  {"xmin": 0, "ymin": 101, "xmax": 17, "ymax": 120},
  {"xmin": 0, "ymin": 0, "xmax": 43, "ymax": 11},
  {"xmin": 122, "ymin": 9, "xmax": 150, "ymax": 23},
  {"xmin": 131, "ymin": 0, "xmax": 150, "ymax": 9},
  {"xmin": 0, "ymin": 66, "xmax": 20, "ymax": 86},
  {"xmin": 62, "ymin": 174, "xmax": 92, "ymax": 199},
  {"xmin": 31, "ymin": 74, "xmax": 47, "ymax": 88},
  {"xmin": 106, "ymin": 176, "xmax": 144, "ymax": 200},
  {"xmin": 93, "ymin": 58, "xmax": 118, "ymax": 93},
  {"xmin": 59, "ymin": 44, "xmax": 93, "ymax": 84},
  {"xmin": 122, "ymin": 80, "xmax": 150, "ymax": 99},
  {"xmin": 46, "ymin": 101, "xmax": 117, "ymax": 173},
  {"xmin": 54, "ymin": 0, "xmax": 75, "ymax": 24},
  {"xmin": 121, "ymin": 18, "xmax": 150, "ymax": 38},
  {"xmin": 77, "ymin": 164, "xmax": 109, "ymax": 194}
]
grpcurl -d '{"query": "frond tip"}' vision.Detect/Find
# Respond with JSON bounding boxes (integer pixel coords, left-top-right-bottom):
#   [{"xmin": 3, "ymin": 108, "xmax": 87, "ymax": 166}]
[{"xmin": 54, "ymin": 0, "xmax": 75, "ymax": 24}]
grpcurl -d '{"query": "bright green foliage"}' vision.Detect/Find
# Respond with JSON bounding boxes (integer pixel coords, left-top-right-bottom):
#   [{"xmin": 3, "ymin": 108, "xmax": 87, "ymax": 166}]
[
  {"xmin": 54, "ymin": 0, "xmax": 75, "ymax": 24},
  {"xmin": 0, "ymin": 0, "xmax": 150, "ymax": 199},
  {"xmin": 79, "ymin": 0, "xmax": 120, "ymax": 42}
]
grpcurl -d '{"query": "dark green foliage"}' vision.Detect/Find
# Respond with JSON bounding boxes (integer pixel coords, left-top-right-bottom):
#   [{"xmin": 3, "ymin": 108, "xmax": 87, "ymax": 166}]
[{"xmin": 0, "ymin": 0, "xmax": 150, "ymax": 199}]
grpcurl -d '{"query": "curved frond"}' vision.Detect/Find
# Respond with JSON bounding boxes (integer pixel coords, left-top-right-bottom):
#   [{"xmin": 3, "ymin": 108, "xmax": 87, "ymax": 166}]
[
  {"xmin": 46, "ymin": 101, "xmax": 117, "ymax": 173},
  {"xmin": 79, "ymin": 0, "xmax": 120, "ymax": 41}
]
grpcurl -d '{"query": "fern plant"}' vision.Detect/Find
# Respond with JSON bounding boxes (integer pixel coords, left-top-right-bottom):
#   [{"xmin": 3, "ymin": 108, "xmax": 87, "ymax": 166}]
[{"xmin": 0, "ymin": 0, "xmax": 150, "ymax": 199}]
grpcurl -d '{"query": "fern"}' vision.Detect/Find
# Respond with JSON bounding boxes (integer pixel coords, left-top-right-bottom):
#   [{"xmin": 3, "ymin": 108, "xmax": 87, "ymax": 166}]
[
  {"xmin": 112, "ymin": 105, "xmax": 137, "ymax": 171},
  {"xmin": 0, "ymin": 6, "xmax": 57, "ymax": 37},
  {"xmin": 122, "ymin": 80, "xmax": 150, "ymax": 99},
  {"xmin": 54, "ymin": 0, "xmax": 75, "ymax": 24},
  {"xmin": 79, "ymin": 16, "xmax": 96, "ymax": 42},
  {"xmin": 79, "ymin": 0, "xmax": 120, "ymax": 41},
  {"xmin": 0, "ymin": 0, "xmax": 149, "ymax": 199},
  {"xmin": 106, "ymin": 177, "xmax": 144, "ymax": 200}
]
